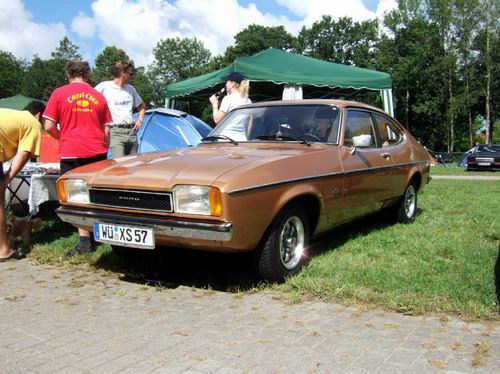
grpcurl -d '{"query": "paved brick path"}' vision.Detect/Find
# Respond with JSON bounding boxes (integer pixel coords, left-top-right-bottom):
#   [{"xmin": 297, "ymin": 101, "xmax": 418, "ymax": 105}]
[{"xmin": 1, "ymin": 260, "xmax": 498, "ymax": 373}]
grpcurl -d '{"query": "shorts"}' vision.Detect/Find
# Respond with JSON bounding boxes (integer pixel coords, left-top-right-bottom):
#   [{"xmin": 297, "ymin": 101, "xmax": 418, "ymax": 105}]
[{"xmin": 60, "ymin": 153, "xmax": 107, "ymax": 175}]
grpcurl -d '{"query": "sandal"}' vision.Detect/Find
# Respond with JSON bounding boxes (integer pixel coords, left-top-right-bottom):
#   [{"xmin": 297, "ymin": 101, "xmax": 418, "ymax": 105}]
[{"xmin": 0, "ymin": 250, "xmax": 25, "ymax": 262}]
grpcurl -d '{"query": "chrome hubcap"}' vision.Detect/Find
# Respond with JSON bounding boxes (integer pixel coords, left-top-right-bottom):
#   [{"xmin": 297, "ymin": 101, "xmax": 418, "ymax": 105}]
[
  {"xmin": 404, "ymin": 185, "xmax": 416, "ymax": 218},
  {"xmin": 279, "ymin": 216, "xmax": 305, "ymax": 270}
]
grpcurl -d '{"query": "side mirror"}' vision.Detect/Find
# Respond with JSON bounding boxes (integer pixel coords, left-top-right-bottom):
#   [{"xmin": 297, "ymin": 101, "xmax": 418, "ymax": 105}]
[{"xmin": 352, "ymin": 134, "xmax": 372, "ymax": 148}]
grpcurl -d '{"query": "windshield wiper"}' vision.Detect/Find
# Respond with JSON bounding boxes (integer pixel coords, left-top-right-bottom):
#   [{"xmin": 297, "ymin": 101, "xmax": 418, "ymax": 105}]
[
  {"xmin": 256, "ymin": 135, "xmax": 311, "ymax": 146},
  {"xmin": 202, "ymin": 135, "xmax": 238, "ymax": 145}
]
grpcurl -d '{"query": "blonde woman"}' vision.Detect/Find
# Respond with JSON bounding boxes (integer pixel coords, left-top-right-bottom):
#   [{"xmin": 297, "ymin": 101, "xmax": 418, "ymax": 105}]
[{"xmin": 209, "ymin": 72, "xmax": 251, "ymax": 125}]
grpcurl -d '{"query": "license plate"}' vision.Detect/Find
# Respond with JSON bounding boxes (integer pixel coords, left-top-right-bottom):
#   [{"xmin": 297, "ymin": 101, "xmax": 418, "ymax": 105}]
[
  {"xmin": 478, "ymin": 162, "xmax": 491, "ymax": 166},
  {"xmin": 94, "ymin": 222, "xmax": 155, "ymax": 249}
]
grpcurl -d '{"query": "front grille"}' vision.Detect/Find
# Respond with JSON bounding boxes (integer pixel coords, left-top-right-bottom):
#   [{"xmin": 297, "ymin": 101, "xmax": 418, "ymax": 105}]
[{"xmin": 89, "ymin": 188, "xmax": 172, "ymax": 212}]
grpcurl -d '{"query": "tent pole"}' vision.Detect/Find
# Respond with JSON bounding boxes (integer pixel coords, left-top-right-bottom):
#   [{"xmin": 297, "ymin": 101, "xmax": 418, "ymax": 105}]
[
  {"xmin": 380, "ymin": 89, "xmax": 394, "ymax": 117},
  {"xmin": 164, "ymin": 97, "xmax": 176, "ymax": 109},
  {"xmin": 165, "ymin": 98, "xmax": 176, "ymax": 109}
]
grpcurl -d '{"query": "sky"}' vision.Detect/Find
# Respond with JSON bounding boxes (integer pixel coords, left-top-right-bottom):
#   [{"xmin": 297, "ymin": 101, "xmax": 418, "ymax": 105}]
[{"xmin": 0, "ymin": 0, "xmax": 397, "ymax": 67}]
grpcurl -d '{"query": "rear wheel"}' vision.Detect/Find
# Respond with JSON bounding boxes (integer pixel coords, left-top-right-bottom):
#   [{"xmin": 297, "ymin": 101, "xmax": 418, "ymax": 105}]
[
  {"xmin": 254, "ymin": 204, "xmax": 309, "ymax": 282},
  {"xmin": 394, "ymin": 183, "xmax": 417, "ymax": 224}
]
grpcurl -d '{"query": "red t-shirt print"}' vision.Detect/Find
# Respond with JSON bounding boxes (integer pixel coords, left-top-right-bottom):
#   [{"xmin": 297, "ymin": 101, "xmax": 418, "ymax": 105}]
[{"xmin": 43, "ymin": 82, "xmax": 113, "ymax": 158}]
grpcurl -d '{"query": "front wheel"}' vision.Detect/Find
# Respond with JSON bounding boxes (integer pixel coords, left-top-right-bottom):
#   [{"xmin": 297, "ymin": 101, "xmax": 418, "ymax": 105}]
[
  {"xmin": 394, "ymin": 183, "xmax": 418, "ymax": 224},
  {"xmin": 254, "ymin": 204, "xmax": 309, "ymax": 282}
]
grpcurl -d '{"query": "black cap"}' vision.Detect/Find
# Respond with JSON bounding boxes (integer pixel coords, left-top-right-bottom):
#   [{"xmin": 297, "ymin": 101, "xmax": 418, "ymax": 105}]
[{"xmin": 221, "ymin": 71, "xmax": 245, "ymax": 84}]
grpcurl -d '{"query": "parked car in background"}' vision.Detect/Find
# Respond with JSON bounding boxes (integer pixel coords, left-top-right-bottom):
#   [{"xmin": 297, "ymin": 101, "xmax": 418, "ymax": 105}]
[
  {"xmin": 55, "ymin": 100, "xmax": 431, "ymax": 282},
  {"xmin": 460, "ymin": 144, "xmax": 500, "ymax": 171}
]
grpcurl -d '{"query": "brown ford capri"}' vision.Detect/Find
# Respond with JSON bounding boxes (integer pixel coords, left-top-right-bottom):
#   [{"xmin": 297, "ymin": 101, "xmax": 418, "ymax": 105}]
[{"xmin": 56, "ymin": 100, "xmax": 431, "ymax": 282}]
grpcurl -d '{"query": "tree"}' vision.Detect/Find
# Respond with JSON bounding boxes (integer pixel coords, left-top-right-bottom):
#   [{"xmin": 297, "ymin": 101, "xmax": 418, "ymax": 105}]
[
  {"xmin": 476, "ymin": 0, "xmax": 500, "ymax": 143},
  {"xmin": 427, "ymin": 0, "xmax": 460, "ymax": 152},
  {"xmin": 131, "ymin": 66, "xmax": 160, "ymax": 107},
  {"xmin": 0, "ymin": 51, "xmax": 24, "ymax": 98},
  {"xmin": 19, "ymin": 38, "xmax": 81, "ymax": 100},
  {"xmin": 148, "ymin": 37, "xmax": 211, "ymax": 110},
  {"xmin": 219, "ymin": 24, "xmax": 297, "ymax": 67},
  {"xmin": 51, "ymin": 36, "xmax": 82, "ymax": 61},
  {"xmin": 91, "ymin": 46, "xmax": 130, "ymax": 85},
  {"xmin": 149, "ymin": 37, "xmax": 211, "ymax": 83},
  {"xmin": 297, "ymin": 16, "xmax": 379, "ymax": 68},
  {"xmin": 452, "ymin": 0, "xmax": 481, "ymax": 148},
  {"xmin": 376, "ymin": 2, "xmax": 450, "ymax": 149},
  {"xmin": 20, "ymin": 56, "xmax": 67, "ymax": 101}
]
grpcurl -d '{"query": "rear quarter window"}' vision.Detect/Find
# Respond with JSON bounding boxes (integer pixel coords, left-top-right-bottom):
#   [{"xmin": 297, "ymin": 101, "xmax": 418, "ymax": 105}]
[{"xmin": 373, "ymin": 113, "xmax": 404, "ymax": 147}]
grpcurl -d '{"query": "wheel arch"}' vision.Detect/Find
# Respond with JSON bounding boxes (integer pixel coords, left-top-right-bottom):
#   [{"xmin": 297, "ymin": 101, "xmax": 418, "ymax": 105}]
[
  {"xmin": 408, "ymin": 171, "xmax": 422, "ymax": 191},
  {"xmin": 285, "ymin": 194, "xmax": 321, "ymax": 236},
  {"xmin": 255, "ymin": 190, "xmax": 321, "ymax": 251}
]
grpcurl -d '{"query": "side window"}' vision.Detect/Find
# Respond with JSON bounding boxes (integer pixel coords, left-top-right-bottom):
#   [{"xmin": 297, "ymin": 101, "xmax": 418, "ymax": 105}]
[
  {"xmin": 344, "ymin": 110, "xmax": 376, "ymax": 148},
  {"xmin": 306, "ymin": 106, "xmax": 340, "ymax": 143},
  {"xmin": 374, "ymin": 114, "xmax": 403, "ymax": 147}
]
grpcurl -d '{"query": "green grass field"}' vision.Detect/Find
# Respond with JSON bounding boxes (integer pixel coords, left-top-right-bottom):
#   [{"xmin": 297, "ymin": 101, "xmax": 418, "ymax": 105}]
[
  {"xmin": 430, "ymin": 165, "xmax": 498, "ymax": 176},
  {"xmin": 283, "ymin": 180, "xmax": 499, "ymax": 319},
  {"xmin": 27, "ymin": 178, "xmax": 500, "ymax": 320}
]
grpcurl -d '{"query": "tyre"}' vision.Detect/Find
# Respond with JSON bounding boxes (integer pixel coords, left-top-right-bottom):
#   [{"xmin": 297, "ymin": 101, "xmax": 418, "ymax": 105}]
[
  {"xmin": 254, "ymin": 204, "xmax": 309, "ymax": 282},
  {"xmin": 395, "ymin": 182, "xmax": 418, "ymax": 224}
]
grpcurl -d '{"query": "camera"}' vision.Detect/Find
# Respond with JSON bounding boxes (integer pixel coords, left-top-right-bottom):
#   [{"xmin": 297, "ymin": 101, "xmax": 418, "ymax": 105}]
[{"xmin": 215, "ymin": 88, "xmax": 226, "ymax": 98}]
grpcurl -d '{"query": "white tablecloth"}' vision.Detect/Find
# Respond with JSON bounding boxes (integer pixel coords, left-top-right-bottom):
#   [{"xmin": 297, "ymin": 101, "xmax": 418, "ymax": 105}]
[
  {"xmin": 27, "ymin": 174, "xmax": 59, "ymax": 215},
  {"xmin": 4, "ymin": 162, "xmax": 60, "ymax": 216}
]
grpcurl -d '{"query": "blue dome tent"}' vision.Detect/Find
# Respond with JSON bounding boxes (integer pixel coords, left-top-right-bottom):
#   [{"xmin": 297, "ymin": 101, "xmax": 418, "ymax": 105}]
[{"xmin": 134, "ymin": 108, "xmax": 212, "ymax": 154}]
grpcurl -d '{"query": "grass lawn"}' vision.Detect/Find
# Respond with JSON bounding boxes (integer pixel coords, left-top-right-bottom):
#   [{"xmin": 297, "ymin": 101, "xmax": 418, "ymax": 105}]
[
  {"xmin": 28, "ymin": 179, "xmax": 499, "ymax": 320},
  {"xmin": 430, "ymin": 165, "xmax": 498, "ymax": 176}
]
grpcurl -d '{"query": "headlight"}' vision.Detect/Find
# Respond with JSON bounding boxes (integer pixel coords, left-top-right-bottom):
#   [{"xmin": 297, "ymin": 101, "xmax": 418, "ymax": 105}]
[
  {"xmin": 173, "ymin": 185, "xmax": 221, "ymax": 216},
  {"xmin": 58, "ymin": 179, "xmax": 89, "ymax": 204}
]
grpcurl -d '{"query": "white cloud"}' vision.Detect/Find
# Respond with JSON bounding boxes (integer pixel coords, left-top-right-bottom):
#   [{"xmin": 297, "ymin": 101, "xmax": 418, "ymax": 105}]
[
  {"xmin": 0, "ymin": 0, "xmax": 66, "ymax": 60},
  {"xmin": 1, "ymin": 0, "xmax": 399, "ymax": 65},
  {"xmin": 79, "ymin": 0, "xmax": 398, "ymax": 66},
  {"xmin": 376, "ymin": 0, "xmax": 398, "ymax": 19},
  {"xmin": 71, "ymin": 12, "xmax": 96, "ymax": 38},
  {"xmin": 276, "ymin": 0, "xmax": 309, "ymax": 17},
  {"xmin": 84, "ymin": 0, "xmax": 299, "ymax": 66},
  {"xmin": 277, "ymin": 0, "xmax": 383, "ymax": 24}
]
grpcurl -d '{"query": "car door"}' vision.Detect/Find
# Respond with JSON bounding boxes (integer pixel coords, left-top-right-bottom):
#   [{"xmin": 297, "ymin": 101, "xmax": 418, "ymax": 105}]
[
  {"xmin": 339, "ymin": 109, "xmax": 396, "ymax": 221},
  {"xmin": 372, "ymin": 113, "xmax": 408, "ymax": 198}
]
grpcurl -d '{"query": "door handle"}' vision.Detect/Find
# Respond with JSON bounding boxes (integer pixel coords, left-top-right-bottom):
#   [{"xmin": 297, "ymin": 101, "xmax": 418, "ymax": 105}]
[{"xmin": 380, "ymin": 152, "xmax": 391, "ymax": 159}]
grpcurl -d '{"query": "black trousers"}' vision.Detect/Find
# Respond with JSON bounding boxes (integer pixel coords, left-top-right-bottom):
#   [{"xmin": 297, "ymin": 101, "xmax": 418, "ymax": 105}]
[{"xmin": 60, "ymin": 153, "xmax": 107, "ymax": 174}]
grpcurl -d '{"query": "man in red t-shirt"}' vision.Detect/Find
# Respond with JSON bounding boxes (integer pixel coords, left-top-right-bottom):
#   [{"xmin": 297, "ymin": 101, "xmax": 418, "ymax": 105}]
[{"xmin": 44, "ymin": 59, "xmax": 113, "ymax": 257}]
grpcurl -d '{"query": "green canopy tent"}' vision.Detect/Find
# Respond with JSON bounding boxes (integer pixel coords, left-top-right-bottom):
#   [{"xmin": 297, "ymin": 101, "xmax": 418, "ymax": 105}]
[
  {"xmin": 0, "ymin": 94, "xmax": 46, "ymax": 110},
  {"xmin": 165, "ymin": 48, "xmax": 394, "ymax": 115}
]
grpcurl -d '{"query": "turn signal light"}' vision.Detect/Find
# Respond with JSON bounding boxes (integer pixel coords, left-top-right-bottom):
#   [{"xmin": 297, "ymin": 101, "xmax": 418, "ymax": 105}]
[
  {"xmin": 57, "ymin": 179, "xmax": 67, "ymax": 202},
  {"xmin": 209, "ymin": 187, "xmax": 222, "ymax": 217}
]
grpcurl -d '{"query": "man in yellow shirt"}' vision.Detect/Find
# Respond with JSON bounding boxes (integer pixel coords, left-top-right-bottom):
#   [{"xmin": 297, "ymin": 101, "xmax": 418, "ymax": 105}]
[{"xmin": 0, "ymin": 101, "xmax": 45, "ymax": 261}]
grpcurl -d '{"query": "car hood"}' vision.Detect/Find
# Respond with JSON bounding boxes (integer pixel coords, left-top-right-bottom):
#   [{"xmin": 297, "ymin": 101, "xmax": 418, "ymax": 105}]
[{"xmin": 68, "ymin": 144, "xmax": 326, "ymax": 190}]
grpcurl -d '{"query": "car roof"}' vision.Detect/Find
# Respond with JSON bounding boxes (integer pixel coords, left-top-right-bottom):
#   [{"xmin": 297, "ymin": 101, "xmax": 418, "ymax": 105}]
[{"xmin": 239, "ymin": 99, "xmax": 388, "ymax": 115}]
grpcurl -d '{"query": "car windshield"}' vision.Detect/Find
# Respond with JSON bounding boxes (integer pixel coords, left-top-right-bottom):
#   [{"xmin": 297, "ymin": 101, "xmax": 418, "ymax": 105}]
[
  {"xmin": 477, "ymin": 144, "xmax": 500, "ymax": 152},
  {"xmin": 209, "ymin": 104, "xmax": 341, "ymax": 144}
]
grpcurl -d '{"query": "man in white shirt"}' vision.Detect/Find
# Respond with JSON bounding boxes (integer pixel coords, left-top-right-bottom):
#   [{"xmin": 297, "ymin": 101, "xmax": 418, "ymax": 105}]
[{"xmin": 95, "ymin": 60, "xmax": 146, "ymax": 158}]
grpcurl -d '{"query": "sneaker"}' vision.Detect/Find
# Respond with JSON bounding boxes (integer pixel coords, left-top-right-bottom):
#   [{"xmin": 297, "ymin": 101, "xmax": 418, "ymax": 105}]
[{"xmin": 65, "ymin": 243, "xmax": 95, "ymax": 257}]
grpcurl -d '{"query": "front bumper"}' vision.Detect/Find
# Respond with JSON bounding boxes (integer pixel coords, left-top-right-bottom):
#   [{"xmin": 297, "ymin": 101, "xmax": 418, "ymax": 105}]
[{"xmin": 56, "ymin": 206, "xmax": 233, "ymax": 242}]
